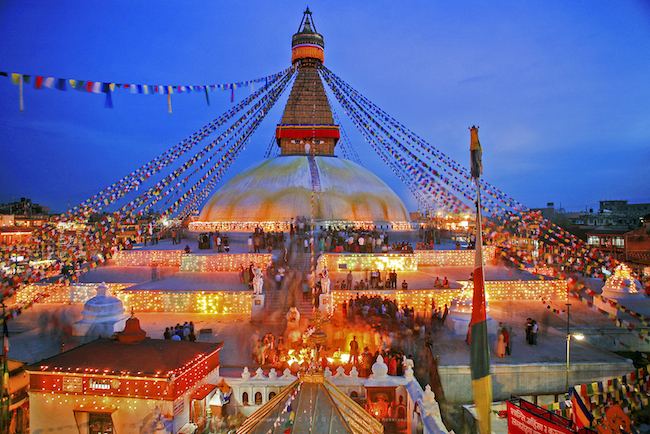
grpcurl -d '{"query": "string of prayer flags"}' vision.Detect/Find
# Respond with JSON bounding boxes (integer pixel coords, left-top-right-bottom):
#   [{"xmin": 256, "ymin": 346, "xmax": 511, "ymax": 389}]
[{"xmin": 0, "ymin": 70, "xmax": 287, "ymax": 111}]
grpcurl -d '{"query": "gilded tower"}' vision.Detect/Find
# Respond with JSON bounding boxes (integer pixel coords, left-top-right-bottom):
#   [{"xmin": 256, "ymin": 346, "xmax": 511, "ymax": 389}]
[
  {"xmin": 276, "ymin": 8, "xmax": 340, "ymax": 156},
  {"xmin": 191, "ymin": 9, "xmax": 410, "ymax": 230}
]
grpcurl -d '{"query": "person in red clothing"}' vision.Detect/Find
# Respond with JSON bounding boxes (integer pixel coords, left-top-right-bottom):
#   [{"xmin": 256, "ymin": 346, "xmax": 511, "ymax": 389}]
[{"xmin": 388, "ymin": 354, "xmax": 398, "ymax": 375}]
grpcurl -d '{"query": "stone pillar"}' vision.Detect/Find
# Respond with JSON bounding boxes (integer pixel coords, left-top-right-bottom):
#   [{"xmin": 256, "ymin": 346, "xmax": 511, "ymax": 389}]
[
  {"xmin": 251, "ymin": 294, "xmax": 265, "ymax": 321},
  {"xmin": 319, "ymin": 293, "xmax": 333, "ymax": 316}
]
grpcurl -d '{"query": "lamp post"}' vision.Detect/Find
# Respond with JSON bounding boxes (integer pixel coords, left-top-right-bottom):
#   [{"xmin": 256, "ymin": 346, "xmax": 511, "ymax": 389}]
[{"xmin": 565, "ymin": 303, "xmax": 585, "ymax": 390}]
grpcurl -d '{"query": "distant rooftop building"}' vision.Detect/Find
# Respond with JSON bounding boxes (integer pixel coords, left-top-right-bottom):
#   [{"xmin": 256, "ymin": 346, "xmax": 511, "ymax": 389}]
[
  {"xmin": 540, "ymin": 199, "xmax": 650, "ymax": 233},
  {"xmin": 0, "ymin": 197, "xmax": 49, "ymax": 216}
]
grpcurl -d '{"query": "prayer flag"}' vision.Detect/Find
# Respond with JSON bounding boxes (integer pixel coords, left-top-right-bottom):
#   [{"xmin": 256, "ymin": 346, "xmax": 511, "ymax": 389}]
[
  {"xmin": 55, "ymin": 78, "xmax": 67, "ymax": 90},
  {"xmin": 102, "ymin": 82, "xmax": 113, "ymax": 108},
  {"xmin": 570, "ymin": 387, "xmax": 593, "ymax": 428},
  {"xmin": 470, "ymin": 125, "xmax": 482, "ymax": 179}
]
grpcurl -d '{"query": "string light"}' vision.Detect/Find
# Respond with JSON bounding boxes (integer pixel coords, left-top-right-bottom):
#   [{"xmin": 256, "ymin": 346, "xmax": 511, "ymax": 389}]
[
  {"xmin": 320, "ymin": 253, "xmax": 418, "ymax": 272},
  {"xmin": 331, "ymin": 279, "xmax": 566, "ymax": 312},
  {"xmin": 189, "ymin": 220, "xmax": 412, "ymax": 233},
  {"xmin": 111, "ymin": 251, "xmax": 271, "ymax": 271},
  {"xmin": 415, "ymin": 246, "xmax": 496, "ymax": 267},
  {"xmin": 111, "ymin": 250, "xmax": 182, "ymax": 267},
  {"xmin": 18, "ymin": 283, "xmax": 253, "ymax": 314},
  {"xmin": 179, "ymin": 253, "xmax": 271, "ymax": 272}
]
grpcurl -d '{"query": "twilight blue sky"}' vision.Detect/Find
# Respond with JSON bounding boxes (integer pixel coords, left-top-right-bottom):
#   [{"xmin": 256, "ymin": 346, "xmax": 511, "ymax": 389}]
[{"xmin": 0, "ymin": 0, "xmax": 649, "ymax": 213}]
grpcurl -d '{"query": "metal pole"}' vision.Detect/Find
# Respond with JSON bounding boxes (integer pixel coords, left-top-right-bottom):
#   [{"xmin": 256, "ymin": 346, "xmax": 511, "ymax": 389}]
[
  {"xmin": 0, "ymin": 304, "xmax": 7, "ymax": 434},
  {"xmin": 565, "ymin": 303, "xmax": 571, "ymax": 391},
  {"xmin": 565, "ymin": 333, "xmax": 570, "ymax": 391}
]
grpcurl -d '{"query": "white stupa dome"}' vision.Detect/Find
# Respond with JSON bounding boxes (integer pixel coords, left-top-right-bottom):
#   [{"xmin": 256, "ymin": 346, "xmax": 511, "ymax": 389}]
[
  {"xmin": 192, "ymin": 156, "xmax": 409, "ymax": 227},
  {"xmin": 80, "ymin": 282, "xmax": 125, "ymax": 321},
  {"xmin": 73, "ymin": 282, "xmax": 128, "ymax": 337}
]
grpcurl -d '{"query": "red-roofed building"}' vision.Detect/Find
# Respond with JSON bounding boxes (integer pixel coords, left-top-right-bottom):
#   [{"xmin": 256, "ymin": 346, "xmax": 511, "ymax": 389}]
[{"xmin": 26, "ymin": 317, "xmax": 222, "ymax": 434}]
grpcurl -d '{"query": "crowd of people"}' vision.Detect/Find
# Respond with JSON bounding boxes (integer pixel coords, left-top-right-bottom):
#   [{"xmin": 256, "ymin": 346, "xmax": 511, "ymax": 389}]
[
  {"xmin": 432, "ymin": 276, "xmax": 450, "ymax": 288},
  {"xmin": 314, "ymin": 227, "xmax": 391, "ymax": 253},
  {"xmin": 250, "ymin": 331, "xmax": 286, "ymax": 366},
  {"xmin": 163, "ymin": 321, "xmax": 197, "ymax": 342},
  {"xmin": 196, "ymin": 231, "xmax": 230, "ymax": 252},
  {"xmin": 247, "ymin": 227, "xmax": 286, "ymax": 253},
  {"xmin": 330, "ymin": 270, "xmax": 402, "ymax": 291}
]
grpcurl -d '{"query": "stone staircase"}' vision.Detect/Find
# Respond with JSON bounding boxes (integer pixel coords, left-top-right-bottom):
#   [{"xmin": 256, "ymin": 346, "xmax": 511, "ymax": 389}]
[
  {"xmin": 259, "ymin": 237, "xmax": 317, "ymax": 324},
  {"xmin": 307, "ymin": 155, "xmax": 322, "ymax": 192}
]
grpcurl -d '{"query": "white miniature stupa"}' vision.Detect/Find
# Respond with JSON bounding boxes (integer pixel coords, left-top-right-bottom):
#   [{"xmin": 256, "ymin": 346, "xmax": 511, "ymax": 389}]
[
  {"xmin": 447, "ymin": 285, "xmax": 497, "ymax": 336},
  {"xmin": 594, "ymin": 264, "xmax": 644, "ymax": 317},
  {"xmin": 73, "ymin": 282, "xmax": 128, "ymax": 337},
  {"xmin": 602, "ymin": 263, "xmax": 644, "ymax": 299}
]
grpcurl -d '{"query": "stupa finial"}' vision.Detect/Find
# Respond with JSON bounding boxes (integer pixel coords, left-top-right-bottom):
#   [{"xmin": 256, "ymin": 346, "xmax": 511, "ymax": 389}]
[{"xmin": 292, "ymin": 8, "xmax": 324, "ymax": 64}]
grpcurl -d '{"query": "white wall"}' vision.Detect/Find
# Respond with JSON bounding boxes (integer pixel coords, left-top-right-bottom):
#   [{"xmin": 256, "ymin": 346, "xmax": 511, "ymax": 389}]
[{"xmin": 29, "ymin": 391, "xmax": 172, "ymax": 434}]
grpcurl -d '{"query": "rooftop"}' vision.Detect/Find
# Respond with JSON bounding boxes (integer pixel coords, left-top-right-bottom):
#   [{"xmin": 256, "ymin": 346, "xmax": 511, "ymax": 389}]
[{"xmin": 27, "ymin": 337, "xmax": 222, "ymax": 378}]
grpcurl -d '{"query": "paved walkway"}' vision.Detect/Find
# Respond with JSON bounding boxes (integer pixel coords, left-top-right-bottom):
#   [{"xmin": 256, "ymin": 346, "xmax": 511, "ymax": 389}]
[
  {"xmin": 7, "ymin": 304, "xmax": 283, "ymax": 368},
  {"xmin": 127, "ymin": 272, "xmax": 248, "ymax": 291},
  {"xmin": 432, "ymin": 300, "xmax": 631, "ymax": 366}
]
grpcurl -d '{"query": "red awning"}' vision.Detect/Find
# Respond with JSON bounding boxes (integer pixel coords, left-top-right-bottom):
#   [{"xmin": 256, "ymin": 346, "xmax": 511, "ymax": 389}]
[{"xmin": 191, "ymin": 383, "xmax": 217, "ymax": 401}]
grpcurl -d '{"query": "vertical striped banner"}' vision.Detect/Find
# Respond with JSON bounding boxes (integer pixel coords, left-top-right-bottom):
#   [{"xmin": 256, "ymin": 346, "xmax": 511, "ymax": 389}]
[{"xmin": 469, "ymin": 125, "xmax": 492, "ymax": 434}]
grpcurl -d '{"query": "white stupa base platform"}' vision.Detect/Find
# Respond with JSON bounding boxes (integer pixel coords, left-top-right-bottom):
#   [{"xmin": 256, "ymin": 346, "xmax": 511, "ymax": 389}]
[
  {"xmin": 446, "ymin": 311, "xmax": 498, "ymax": 337},
  {"xmin": 251, "ymin": 294, "xmax": 265, "ymax": 321},
  {"xmin": 594, "ymin": 293, "xmax": 645, "ymax": 318},
  {"xmin": 73, "ymin": 316, "xmax": 128, "ymax": 338}
]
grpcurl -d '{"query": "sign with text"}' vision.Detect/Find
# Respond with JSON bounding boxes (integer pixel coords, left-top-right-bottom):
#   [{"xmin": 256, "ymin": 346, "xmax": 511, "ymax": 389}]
[
  {"xmin": 507, "ymin": 400, "xmax": 574, "ymax": 434},
  {"xmin": 62, "ymin": 376, "xmax": 83, "ymax": 393}
]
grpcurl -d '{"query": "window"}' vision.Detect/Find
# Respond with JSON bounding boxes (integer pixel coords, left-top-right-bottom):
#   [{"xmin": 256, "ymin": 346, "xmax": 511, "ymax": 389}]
[
  {"xmin": 613, "ymin": 237, "xmax": 625, "ymax": 248},
  {"xmin": 269, "ymin": 391, "xmax": 276, "ymax": 400},
  {"xmin": 88, "ymin": 412, "xmax": 114, "ymax": 434},
  {"xmin": 254, "ymin": 392, "xmax": 263, "ymax": 405},
  {"xmin": 242, "ymin": 392, "xmax": 249, "ymax": 406},
  {"xmin": 587, "ymin": 236, "xmax": 600, "ymax": 246}
]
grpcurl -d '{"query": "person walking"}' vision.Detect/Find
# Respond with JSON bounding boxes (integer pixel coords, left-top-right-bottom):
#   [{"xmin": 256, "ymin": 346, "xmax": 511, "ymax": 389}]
[
  {"xmin": 496, "ymin": 324, "xmax": 506, "ymax": 358},
  {"xmin": 531, "ymin": 320, "xmax": 539, "ymax": 345},
  {"xmin": 496, "ymin": 330, "xmax": 506, "ymax": 358},
  {"xmin": 349, "ymin": 336, "xmax": 360, "ymax": 365}
]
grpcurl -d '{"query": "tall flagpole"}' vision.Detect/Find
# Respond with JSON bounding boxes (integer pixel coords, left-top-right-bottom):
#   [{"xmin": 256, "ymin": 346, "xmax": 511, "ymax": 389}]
[
  {"xmin": 468, "ymin": 125, "xmax": 492, "ymax": 434},
  {"xmin": 0, "ymin": 305, "xmax": 10, "ymax": 434}
]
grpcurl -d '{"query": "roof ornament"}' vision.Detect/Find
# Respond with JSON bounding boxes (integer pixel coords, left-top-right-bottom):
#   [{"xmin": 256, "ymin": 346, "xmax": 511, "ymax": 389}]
[{"xmin": 298, "ymin": 7, "xmax": 317, "ymax": 33}]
